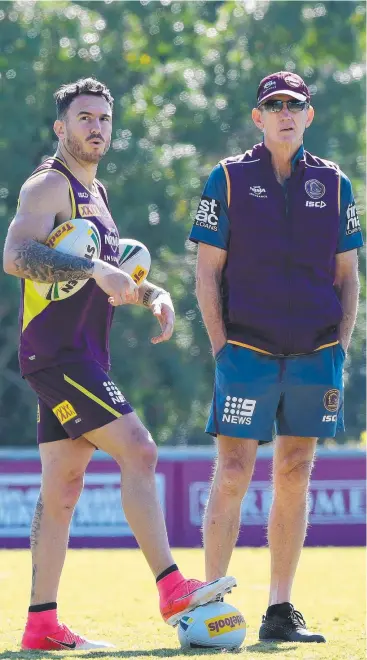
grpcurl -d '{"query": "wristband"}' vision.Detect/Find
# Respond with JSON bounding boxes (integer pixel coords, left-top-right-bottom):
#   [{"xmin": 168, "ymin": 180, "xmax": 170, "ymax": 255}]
[{"xmin": 143, "ymin": 287, "xmax": 170, "ymax": 307}]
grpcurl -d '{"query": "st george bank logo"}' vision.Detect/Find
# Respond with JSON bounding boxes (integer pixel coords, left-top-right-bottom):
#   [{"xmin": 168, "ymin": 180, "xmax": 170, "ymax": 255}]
[{"xmin": 205, "ymin": 614, "xmax": 246, "ymax": 637}]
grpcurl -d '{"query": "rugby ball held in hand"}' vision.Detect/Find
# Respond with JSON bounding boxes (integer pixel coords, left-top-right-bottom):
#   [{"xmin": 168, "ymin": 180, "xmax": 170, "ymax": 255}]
[
  {"xmin": 178, "ymin": 602, "xmax": 246, "ymax": 651},
  {"xmin": 118, "ymin": 238, "xmax": 151, "ymax": 286},
  {"xmin": 32, "ymin": 218, "xmax": 101, "ymax": 301}
]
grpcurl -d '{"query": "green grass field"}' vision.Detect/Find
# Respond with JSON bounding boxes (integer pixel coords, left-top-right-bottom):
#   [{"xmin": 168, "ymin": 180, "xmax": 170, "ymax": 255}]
[{"xmin": 0, "ymin": 547, "xmax": 365, "ymax": 660}]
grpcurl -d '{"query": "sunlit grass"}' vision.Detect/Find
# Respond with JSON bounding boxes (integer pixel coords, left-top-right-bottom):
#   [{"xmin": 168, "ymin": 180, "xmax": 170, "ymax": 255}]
[{"xmin": 0, "ymin": 547, "xmax": 365, "ymax": 659}]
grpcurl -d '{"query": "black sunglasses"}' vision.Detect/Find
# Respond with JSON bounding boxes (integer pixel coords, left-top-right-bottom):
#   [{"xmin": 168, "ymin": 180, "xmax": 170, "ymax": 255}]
[{"xmin": 259, "ymin": 99, "xmax": 309, "ymax": 113}]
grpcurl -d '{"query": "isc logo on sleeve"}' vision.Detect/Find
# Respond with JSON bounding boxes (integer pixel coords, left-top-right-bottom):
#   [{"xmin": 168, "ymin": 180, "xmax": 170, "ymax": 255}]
[
  {"xmin": 52, "ymin": 400, "xmax": 77, "ymax": 424},
  {"xmin": 194, "ymin": 196, "xmax": 220, "ymax": 231}
]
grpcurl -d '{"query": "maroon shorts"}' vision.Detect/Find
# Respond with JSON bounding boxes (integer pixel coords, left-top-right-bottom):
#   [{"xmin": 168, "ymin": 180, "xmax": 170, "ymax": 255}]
[{"xmin": 26, "ymin": 361, "xmax": 133, "ymax": 443}]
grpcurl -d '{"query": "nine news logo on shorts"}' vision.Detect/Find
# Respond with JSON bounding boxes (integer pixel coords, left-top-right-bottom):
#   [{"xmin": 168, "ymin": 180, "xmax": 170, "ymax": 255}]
[
  {"xmin": 194, "ymin": 196, "xmax": 220, "ymax": 232},
  {"xmin": 222, "ymin": 396, "xmax": 256, "ymax": 425},
  {"xmin": 103, "ymin": 381, "xmax": 125, "ymax": 405},
  {"xmin": 346, "ymin": 203, "xmax": 361, "ymax": 235}
]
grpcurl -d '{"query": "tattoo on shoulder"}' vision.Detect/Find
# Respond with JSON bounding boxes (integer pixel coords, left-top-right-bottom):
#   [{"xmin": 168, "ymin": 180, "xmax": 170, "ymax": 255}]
[{"xmin": 14, "ymin": 241, "xmax": 94, "ymax": 283}]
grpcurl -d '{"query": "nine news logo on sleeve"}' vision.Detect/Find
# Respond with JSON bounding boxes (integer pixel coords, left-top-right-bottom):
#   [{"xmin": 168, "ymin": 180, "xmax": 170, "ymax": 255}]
[{"xmin": 194, "ymin": 196, "xmax": 220, "ymax": 232}]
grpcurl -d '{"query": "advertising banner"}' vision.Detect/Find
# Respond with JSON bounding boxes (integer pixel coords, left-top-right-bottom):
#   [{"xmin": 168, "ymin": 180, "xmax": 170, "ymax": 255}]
[
  {"xmin": 0, "ymin": 450, "xmax": 365, "ymax": 548},
  {"xmin": 0, "ymin": 456, "xmax": 177, "ymax": 548},
  {"xmin": 180, "ymin": 453, "xmax": 366, "ymax": 547}
]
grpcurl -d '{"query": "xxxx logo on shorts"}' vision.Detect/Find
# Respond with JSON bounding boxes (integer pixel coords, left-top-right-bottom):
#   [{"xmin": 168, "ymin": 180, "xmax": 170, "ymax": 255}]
[
  {"xmin": 205, "ymin": 613, "xmax": 246, "ymax": 637},
  {"xmin": 52, "ymin": 400, "xmax": 77, "ymax": 424}
]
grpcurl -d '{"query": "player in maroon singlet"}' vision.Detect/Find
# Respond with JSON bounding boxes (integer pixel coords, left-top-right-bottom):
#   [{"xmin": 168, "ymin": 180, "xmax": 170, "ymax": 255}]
[{"xmin": 3, "ymin": 77, "xmax": 236, "ymax": 650}]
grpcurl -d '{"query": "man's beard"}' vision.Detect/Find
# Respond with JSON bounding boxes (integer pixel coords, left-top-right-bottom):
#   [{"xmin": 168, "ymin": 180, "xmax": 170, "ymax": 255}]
[{"xmin": 65, "ymin": 133, "xmax": 110, "ymax": 164}]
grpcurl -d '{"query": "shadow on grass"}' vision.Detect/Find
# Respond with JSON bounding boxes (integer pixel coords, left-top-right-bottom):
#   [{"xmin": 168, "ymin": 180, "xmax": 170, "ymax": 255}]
[
  {"xmin": 246, "ymin": 641, "xmax": 299, "ymax": 654},
  {"xmin": 0, "ymin": 643, "xmax": 299, "ymax": 658},
  {"xmin": 0, "ymin": 650, "xmax": 186, "ymax": 660}
]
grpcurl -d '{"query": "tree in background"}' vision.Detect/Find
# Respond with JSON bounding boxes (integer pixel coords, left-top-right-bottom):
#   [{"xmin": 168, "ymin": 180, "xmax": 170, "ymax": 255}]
[{"xmin": 0, "ymin": 0, "xmax": 365, "ymax": 445}]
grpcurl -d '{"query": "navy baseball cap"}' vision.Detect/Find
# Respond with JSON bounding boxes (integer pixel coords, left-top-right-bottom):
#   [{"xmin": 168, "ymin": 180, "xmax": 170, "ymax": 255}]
[{"xmin": 257, "ymin": 71, "xmax": 310, "ymax": 106}]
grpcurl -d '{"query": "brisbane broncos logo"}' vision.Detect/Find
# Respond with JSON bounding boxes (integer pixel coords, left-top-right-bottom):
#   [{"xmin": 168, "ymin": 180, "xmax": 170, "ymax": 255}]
[{"xmin": 305, "ymin": 179, "xmax": 325, "ymax": 200}]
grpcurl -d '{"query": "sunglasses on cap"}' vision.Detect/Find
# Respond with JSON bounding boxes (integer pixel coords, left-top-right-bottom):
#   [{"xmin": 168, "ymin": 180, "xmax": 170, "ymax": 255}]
[{"xmin": 260, "ymin": 99, "xmax": 310, "ymax": 113}]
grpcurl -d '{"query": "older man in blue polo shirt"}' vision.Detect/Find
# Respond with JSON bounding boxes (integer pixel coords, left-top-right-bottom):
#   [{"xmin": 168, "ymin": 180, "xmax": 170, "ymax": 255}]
[{"xmin": 190, "ymin": 71, "xmax": 363, "ymax": 642}]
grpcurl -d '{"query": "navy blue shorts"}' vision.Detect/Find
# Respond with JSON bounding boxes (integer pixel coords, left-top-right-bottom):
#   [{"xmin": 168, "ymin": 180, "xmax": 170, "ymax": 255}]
[
  {"xmin": 26, "ymin": 361, "xmax": 133, "ymax": 443},
  {"xmin": 206, "ymin": 343, "xmax": 345, "ymax": 443}
]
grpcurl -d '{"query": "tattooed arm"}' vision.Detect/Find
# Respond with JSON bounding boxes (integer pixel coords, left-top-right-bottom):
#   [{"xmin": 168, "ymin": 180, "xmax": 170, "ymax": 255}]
[
  {"xmin": 3, "ymin": 171, "xmax": 96, "ymax": 282},
  {"xmin": 3, "ymin": 170, "xmax": 138, "ymax": 304}
]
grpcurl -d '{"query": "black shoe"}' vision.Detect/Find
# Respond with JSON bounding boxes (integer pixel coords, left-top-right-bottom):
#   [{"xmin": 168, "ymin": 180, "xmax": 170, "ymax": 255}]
[{"xmin": 259, "ymin": 602, "xmax": 326, "ymax": 643}]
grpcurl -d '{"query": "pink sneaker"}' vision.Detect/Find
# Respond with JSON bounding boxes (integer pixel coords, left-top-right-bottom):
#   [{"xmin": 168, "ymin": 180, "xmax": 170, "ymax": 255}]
[
  {"xmin": 21, "ymin": 622, "xmax": 114, "ymax": 650},
  {"xmin": 160, "ymin": 576, "xmax": 237, "ymax": 626}
]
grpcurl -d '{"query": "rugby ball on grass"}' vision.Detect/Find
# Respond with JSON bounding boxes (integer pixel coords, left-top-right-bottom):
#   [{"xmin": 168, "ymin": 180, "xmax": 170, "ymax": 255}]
[{"xmin": 178, "ymin": 602, "xmax": 246, "ymax": 651}]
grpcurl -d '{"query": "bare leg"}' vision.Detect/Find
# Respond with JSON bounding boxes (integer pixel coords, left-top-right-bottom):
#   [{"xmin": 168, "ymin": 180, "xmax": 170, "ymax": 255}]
[
  {"xmin": 267, "ymin": 435, "xmax": 317, "ymax": 606},
  {"xmin": 85, "ymin": 413, "xmax": 174, "ymax": 577},
  {"xmin": 203, "ymin": 436, "xmax": 258, "ymax": 581},
  {"xmin": 30, "ymin": 437, "xmax": 95, "ymax": 604}
]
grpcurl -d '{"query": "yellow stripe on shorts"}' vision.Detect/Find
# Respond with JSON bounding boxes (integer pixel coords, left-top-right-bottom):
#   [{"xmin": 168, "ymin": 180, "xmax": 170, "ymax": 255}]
[
  {"xmin": 227, "ymin": 340, "xmax": 273, "ymax": 355},
  {"xmin": 227, "ymin": 339, "xmax": 339, "ymax": 355},
  {"xmin": 63, "ymin": 374, "xmax": 121, "ymax": 418}
]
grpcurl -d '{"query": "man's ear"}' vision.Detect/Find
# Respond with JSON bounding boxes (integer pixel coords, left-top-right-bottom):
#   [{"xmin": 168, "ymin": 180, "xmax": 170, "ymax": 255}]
[
  {"xmin": 252, "ymin": 107, "xmax": 264, "ymax": 132},
  {"xmin": 53, "ymin": 119, "xmax": 65, "ymax": 140},
  {"xmin": 305, "ymin": 105, "xmax": 314, "ymax": 129}
]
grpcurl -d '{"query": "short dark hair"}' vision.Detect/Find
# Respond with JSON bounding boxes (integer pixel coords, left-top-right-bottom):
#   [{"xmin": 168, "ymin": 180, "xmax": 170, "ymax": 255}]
[{"xmin": 54, "ymin": 77, "xmax": 114, "ymax": 119}]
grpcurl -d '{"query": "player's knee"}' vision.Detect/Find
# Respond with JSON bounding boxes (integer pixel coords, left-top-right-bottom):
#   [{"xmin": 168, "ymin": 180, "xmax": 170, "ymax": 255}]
[
  {"xmin": 135, "ymin": 434, "xmax": 158, "ymax": 471},
  {"xmin": 274, "ymin": 451, "xmax": 314, "ymax": 493},
  {"xmin": 216, "ymin": 459, "xmax": 248, "ymax": 498},
  {"xmin": 63, "ymin": 474, "xmax": 84, "ymax": 509},
  {"xmin": 42, "ymin": 471, "xmax": 84, "ymax": 514},
  {"xmin": 117, "ymin": 428, "xmax": 158, "ymax": 472}
]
